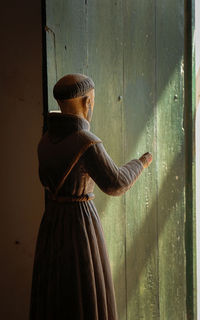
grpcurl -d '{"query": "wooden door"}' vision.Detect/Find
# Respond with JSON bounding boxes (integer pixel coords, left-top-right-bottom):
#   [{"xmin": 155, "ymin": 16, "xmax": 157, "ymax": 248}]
[{"xmin": 43, "ymin": 0, "xmax": 195, "ymax": 318}]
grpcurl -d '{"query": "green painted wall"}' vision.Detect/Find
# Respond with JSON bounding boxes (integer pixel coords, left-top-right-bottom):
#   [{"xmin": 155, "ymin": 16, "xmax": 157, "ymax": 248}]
[{"xmin": 44, "ymin": 1, "xmax": 192, "ymax": 319}]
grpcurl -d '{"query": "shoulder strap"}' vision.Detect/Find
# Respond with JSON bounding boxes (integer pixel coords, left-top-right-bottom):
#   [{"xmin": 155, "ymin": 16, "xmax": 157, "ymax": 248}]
[{"xmin": 54, "ymin": 139, "xmax": 101, "ymax": 197}]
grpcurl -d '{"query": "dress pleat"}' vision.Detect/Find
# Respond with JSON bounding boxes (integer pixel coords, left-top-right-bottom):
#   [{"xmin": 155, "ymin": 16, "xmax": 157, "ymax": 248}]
[
  {"xmin": 30, "ymin": 200, "xmax": 117, "ymax": 320},
  {"xmin": 82, "ymin": 202, "xmax": 108, "ymax": 319}
]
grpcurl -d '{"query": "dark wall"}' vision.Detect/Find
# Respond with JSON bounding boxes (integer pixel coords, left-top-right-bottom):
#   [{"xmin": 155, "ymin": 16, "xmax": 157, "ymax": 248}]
[{"xmin": 0, "ymin": 1, "xmax": 44, "ymax": 319}]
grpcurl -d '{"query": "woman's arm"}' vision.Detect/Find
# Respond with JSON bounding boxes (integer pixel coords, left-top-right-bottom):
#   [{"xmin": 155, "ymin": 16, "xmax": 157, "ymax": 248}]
[{"xmin": 82, "ymin": 142, "xmax": 146, "ymax": 196}]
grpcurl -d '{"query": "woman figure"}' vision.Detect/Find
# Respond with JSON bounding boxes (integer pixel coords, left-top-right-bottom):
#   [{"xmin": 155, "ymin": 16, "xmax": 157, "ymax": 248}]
[{"xmin": 29, "ymin": 73, "xmax": 152, "ymax": 320}]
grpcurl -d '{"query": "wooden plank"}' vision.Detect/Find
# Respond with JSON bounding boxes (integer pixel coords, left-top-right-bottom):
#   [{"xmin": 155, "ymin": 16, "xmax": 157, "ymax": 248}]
[
  {"xmin": 185, "ymin": 0, "xmax": 196, "ymax": 318},
  {"xmin": 87, "ymin": 1, "xmax": 126, "ymax": 319},
  {"xmin": 45, "ymin": 0, "xmax": 87, "ymax": 110},
  {"xmin": 123, "ymin": 1, "xmax": 159, "ymax": 319},
  {"xmin": 156, "ymin": 0, "xmax": 186, "ymax": 318},
  {"xmin": 44, "ymin": 0, "xmax": 189, "ymax": 318}
]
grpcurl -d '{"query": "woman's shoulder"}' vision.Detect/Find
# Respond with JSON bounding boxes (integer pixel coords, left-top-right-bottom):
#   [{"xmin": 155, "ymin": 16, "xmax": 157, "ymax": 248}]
[{"xmin": 77, "ymin": 129, "xmax": 102, "ymax": 145}]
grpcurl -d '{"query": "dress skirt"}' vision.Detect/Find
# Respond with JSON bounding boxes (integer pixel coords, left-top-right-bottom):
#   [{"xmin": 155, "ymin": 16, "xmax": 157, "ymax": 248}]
[{"xmin": 29, "ymin": 199, "xmax": 118, "ymax": 320}]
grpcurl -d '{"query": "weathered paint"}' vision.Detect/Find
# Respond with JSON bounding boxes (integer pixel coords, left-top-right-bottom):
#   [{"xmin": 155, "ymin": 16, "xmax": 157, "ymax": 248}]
[
  {"xmin": 87, "ymin": 2, "xmax": 126, "ymax": 319},
  {"xmin": 156, "ymin": 1, "xmax": 186, "ymax": 318},
  {"xmin": 43, "ymin": 0, "xmax": 195, "ymax": 318},
  {"xmin": 184, "ymin": 0, "xmax": 196, "ymax": 319},
  {"xmin": 123, "ymin": 1, "xmax": 159, "ymax": 319}
]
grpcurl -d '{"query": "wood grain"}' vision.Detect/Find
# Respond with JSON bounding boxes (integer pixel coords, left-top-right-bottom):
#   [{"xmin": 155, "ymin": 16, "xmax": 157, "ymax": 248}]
[{"xmin": 44, "ymin": 0, "xmax": 188, "ymax": 318}]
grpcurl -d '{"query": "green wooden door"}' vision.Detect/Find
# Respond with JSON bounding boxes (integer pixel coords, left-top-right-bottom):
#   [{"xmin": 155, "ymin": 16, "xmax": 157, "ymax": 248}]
[{"xmin": 43, "ymin": 0, "xmax": 195, "ymax": 319}]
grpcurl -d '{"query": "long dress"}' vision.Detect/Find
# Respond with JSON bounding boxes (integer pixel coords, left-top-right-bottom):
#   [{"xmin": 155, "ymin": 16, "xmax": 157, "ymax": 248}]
[{"xmin": 29, "ymin": 112, "xmax": 144, "ymax": 320}]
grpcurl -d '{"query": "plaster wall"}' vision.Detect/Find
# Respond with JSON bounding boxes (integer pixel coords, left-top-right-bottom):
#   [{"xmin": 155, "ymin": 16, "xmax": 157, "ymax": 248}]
[{"xmin": 0, "ymin": 1, "xmax": 44, "ymax": 319}]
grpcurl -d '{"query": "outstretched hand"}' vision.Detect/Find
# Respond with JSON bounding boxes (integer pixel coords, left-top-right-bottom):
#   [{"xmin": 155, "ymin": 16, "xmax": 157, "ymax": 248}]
[{"xmin": 139, "ymin": 152, "xmax": 153, "ymax": 168}]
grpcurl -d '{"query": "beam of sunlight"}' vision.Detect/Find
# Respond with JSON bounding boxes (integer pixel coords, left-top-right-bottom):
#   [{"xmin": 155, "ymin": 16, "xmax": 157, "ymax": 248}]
[{"xmin": 119, "ymin": 152, "xmax": 184, "ymax": 318}]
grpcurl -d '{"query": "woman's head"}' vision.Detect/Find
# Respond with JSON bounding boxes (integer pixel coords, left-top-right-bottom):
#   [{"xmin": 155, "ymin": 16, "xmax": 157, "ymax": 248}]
[{"xmin": 53, "ymin": 73, "xmax": 95, "ymax": 122}]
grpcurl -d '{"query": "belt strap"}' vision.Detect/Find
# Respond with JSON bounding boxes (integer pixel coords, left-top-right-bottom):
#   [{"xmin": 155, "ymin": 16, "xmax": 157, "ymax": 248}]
[
  {"xmin": 45, "ymin": 139, "xmax": 101, "ymax": 198},
  {"xmin": 46, "ymin": 191, "xmax": 95, "ymax": 203}
]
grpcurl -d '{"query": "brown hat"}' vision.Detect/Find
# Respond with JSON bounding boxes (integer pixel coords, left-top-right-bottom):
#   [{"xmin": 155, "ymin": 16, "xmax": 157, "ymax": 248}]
[{"xmin": 53, "ymin": 73, "xmax": 95, "ymax": 100}]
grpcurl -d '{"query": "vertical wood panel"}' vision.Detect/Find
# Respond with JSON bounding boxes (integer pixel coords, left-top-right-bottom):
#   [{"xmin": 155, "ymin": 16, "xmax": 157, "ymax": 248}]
[
  {"xmin": 123, "ymin": 1, "xmax": 159, "ymax": 319},
  {"xmin": 185, "ymin": 0, "xmax": 196, "ymax": 318},
  {"xmin": 87, "ymin": 2, "xmax": 126, "ymax": 319},
  {"xmin": 46, "ymin": 0, "xmax": 87, "ymax": 110},
  {"xmin": 156, "ymin": 0, "xmax": 186, "ymax": 318}
]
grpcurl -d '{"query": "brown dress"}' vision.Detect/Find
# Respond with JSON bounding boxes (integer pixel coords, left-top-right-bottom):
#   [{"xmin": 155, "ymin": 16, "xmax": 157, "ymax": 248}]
[{"xmin": 29, "ymin": 112, "xmax": 144, "ymax": 320}]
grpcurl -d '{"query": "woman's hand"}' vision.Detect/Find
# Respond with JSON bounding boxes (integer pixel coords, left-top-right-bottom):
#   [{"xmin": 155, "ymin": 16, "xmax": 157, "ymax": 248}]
[{"xmin": 139, "ymin": 152, "xmax": 153, "ymax": 168}]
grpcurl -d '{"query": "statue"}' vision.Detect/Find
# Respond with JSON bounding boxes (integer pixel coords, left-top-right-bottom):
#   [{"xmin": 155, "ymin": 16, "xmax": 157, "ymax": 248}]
[{"xmin": 29, "ymin": 73, "xmax": 152, "ymax": 320}]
